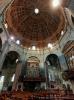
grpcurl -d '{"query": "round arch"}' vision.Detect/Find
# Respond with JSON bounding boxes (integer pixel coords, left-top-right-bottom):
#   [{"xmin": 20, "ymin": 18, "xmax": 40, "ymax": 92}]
[
  {"xmin": 45, "ymin": 54, "xmax": 61, "ymax": 69},
  {"xmin": 45, "ymin": 54, "xmax": 62, "ymax": 88},
  {"xmin": 1, "ymin": 51, "xmax": 20, "ymax": 90},
  {"xmin": 2, "ymin": 51, "xmax": 20, "ymax": 69},
  {"xmin": 8, "ymin": 49, "xmax": 22, "ymax": 59}
]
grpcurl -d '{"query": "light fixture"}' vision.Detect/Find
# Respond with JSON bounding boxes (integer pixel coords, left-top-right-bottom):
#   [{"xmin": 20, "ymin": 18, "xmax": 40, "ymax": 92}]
[
  {"xmin": 52, "ymin": 0, "xmax": 61, "ymax": 8},
  {"xmin": 32, "ymin": 46, "xmax": 36, "ymax": 50},
  {"xmin": 0, "ymin": 76, "xmax": 5, "ymax": 82},
  {"xmin": 16, "ymin": 40, "xmax": 20, "ymax": 45},
  {"xmin": 28, "ymin": 47, "xmax": 31, "ymax": 50},
  {"xmin": 16, "ymin": 59, "xmax": 19, "ymax": 63},
  {"xmin": 10, "ymin": 36, "xmax": 14, "ymax": 41},
  {"xmin": 4, "ymin": 23, "xmax": 8, "ymax": 28},
  {"xmin": 11, "ymin": 74, "xmax": 15, "ymax": 82},
  {"xmin": 21, "ymin": 45, "xmax": 23, "ymax": 47},
  {"xmin": 61, "ymin": 31, "xmax": 64, "ymax": 36},
  {"xmin": 48, "ymin": 43, "xmax": 53, "ymax": 49},
  {"xmin": 34, "ymin": 8, "xmax": 39, "ymax": 14}
]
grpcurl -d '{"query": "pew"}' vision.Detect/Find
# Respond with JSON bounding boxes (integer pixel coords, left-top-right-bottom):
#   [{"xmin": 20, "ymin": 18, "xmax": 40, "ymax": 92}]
[{"xmin": 0, "ymin": 89, "xmax": 74, "ymax": 100}]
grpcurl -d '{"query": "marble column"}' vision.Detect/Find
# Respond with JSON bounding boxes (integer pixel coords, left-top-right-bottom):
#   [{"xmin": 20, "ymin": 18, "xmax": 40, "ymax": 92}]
[
  {"xmin": 0, "ymin": 41, "xmax": 10, "ymax": 70},
  {"xmin": 12, "ymin": 60, "xmax": 22, "ymax": 90},
  {"xmin": 44, "ymin": 62, "xmax": 49, "ymax": 89}
]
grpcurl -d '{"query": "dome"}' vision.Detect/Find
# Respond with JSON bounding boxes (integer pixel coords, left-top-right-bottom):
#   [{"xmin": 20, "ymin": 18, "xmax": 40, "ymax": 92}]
[{"xmin": 5, "ymin": 0, "xmax": 69, "ymax": 48}]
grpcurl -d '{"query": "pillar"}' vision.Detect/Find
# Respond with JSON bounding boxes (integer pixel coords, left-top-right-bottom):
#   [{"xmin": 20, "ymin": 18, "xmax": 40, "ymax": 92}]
[
  {"xmin": 12, "ymin": 60, "xmax": 22, "ymax": 90},
  {"xmin": 44, "ymin": 62, "xmax": 49, "ymax": 89},
  {"xmin": 0, "ymin": 41, "xmax": 9, "ymax": 70}
]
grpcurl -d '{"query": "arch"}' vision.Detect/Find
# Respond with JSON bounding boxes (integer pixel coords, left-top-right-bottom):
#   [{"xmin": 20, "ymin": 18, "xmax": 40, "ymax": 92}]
[
  {"xmin": 2, "ymin": 51, "xmax": 20, "ymax": 90},
  {"xmin": 8, "ymin": 47, "xmax": 22, "ymax": 58},
  {"xmin": 46, "ymin": 54, "xmax": 61, "ymax": 69},
  {"xmin": 2, "ymin": 51, "xmax": 20, "ymax": 69},
  {"xmin": 45, "ymin": 54, "xmax": 61, "ymax": 88}
]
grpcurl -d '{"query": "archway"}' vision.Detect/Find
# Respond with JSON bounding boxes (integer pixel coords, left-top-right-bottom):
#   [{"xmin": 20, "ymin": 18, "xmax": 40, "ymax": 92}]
[
  {"xmin": 1, "ymin": 51, "xmax": 20, "ymax": 91},
  {"xmin": 45, "ymin": 54, "xmax": 61, "ymax": 88},
  {"xmin": 46, "ymin": 54, "xmax": 61, "ymax": 69},
  {"xmin": 2, "ymin": 51, "xmax": 20, "ymax": 69}
]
